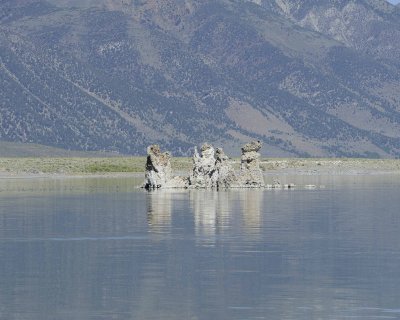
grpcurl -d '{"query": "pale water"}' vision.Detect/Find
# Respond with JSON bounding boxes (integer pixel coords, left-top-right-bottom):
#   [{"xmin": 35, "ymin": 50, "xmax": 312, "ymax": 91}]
[{"xmin": 1, "ymin": 175, "xmax": 400, "ymax": 320}]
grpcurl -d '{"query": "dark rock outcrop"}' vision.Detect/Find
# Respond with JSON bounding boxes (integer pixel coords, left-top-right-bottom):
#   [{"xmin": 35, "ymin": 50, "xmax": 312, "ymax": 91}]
[
  {"xmin": 144, "ymin": 145, "xmax": 189, "ymax": 189},
  {"xmin": 144, "ymin": 145, "xmax": 172, "ymax": 189}
]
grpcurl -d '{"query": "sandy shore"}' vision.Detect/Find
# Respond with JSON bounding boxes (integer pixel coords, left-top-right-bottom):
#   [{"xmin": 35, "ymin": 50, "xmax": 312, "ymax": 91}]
[
  {"xmin": 1, "ymin": 157, "xmax": 400, "ymax": 179},
  {"xmin": 261, "ymin": 158, "xmax": 400, "ymax": 175}
]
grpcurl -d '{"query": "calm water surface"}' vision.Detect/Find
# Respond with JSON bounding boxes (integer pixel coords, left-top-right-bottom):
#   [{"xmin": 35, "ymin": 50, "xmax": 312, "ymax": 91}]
[{"xmin": 1, "ymin": 175, "xmax": 400, "ymax": 320}]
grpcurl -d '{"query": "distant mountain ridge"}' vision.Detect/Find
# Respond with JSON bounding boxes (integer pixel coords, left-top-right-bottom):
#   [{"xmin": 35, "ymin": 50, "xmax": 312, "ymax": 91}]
[
  {"xmin": 1, "ymin": 0, "xmax": 400, "ymax": 157},
  {"xmin": 265, "ymin": 0, "xmax": 400, "ymax": 65}
]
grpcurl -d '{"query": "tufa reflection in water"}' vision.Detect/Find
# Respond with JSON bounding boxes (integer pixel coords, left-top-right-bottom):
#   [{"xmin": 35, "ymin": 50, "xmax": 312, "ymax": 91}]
[
  {"xmin": 146, "ymin": 189, "xmax": 264, "ymax": 243},
  {"xmin": 239, "ymin": 189, "xmax": 264, "ymax": 240},
  {"xmin": 147, "ymin": 190, "xmax": 173, "ymax": 232},
  {"xmin": 2, "ymin": 176, "xmax": 400, "ymax": 319}
]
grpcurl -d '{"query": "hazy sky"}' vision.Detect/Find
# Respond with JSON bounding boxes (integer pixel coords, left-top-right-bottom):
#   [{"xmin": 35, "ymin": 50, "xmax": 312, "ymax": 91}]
[{"xmin": 388, "ymin": 0, "xmax": 400, "ymax": 4}]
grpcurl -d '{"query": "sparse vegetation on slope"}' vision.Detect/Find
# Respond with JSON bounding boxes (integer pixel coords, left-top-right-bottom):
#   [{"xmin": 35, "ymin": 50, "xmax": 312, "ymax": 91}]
[{"xmin": 1, "ymin": 0, "xmax": 400, "ymax": 157}]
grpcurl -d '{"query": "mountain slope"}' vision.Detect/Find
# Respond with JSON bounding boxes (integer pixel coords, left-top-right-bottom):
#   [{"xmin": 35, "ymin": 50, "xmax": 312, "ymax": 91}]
[
  {"xmin": 265, "ymin": 0, "xmax": 400, "ymax": 64},
  {"xmin": 0, "ymin": 0, "xmax": 400, "ymax": 157}
]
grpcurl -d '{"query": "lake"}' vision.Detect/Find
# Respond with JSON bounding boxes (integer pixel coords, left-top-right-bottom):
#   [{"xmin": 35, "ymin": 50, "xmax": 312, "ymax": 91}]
[{"xmin": 1, "ymin": 174, "xmax": 400, "ymax": 320}]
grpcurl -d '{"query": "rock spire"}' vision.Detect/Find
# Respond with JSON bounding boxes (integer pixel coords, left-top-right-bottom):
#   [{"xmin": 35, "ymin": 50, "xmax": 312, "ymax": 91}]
[{"xmin": 143, "ymin": 141, "xmax": 265, "ymax": 189}]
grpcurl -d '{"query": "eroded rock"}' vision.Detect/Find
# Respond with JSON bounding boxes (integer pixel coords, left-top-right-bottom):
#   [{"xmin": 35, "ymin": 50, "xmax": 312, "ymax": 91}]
[
  {"xmin": 236, "ymin": 140, "xmax": 265, "ymax": 188},
  {"xmin": 214, "ymin": 147, "xmax": 237, "ymax": 189},
  {"xmin": 189, "ymin": 143, "xmax": 217, "ymax": 188},
  {"xmin": 143, "ymin": 145, "xmax": 172, "ymax": 189},
  {"xmin": 144, "ymin": 145, "xmax": 189, "ymax": 189},
  {"xmin": 166, "ymin": 176, "xmax": 190, "ymax": 189},
  {"xmin": 144, "ymin": 140, "xmax": 265, "ymax": 190}
]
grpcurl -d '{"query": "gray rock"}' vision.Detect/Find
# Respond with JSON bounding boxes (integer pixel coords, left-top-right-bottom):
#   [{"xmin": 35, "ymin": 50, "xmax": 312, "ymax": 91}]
[
  {"xmin": 143, "ymin": 145, "xmax": 173, "ymax": 189},
  {"xmin": 236, "ymin": 140, "xmax": 265, "ymax": 188},
  {"xmin": 144, "ymin": 145, "xmax": 190, "ymax": 189},
  {"xmin": 241, "ymin": 140, "xmax": 262, "ymax": 153},
  {"xmin": 165, "ymin": 176, "xmax": 190, "ymax": 189},
  {"xmin": 144, "ymin": 141, "xmax": 265, "ymax": 190},
  {"xmin": 213, "ymin": 148, "xmax": 237, "ymax": 189},
  {"xmin": 189, "ymin": 143, "xmax": 217, "ymax": 189},
  {"xmin": 189, "ymin": 144, "xmax": 237, "ymax": 189}
]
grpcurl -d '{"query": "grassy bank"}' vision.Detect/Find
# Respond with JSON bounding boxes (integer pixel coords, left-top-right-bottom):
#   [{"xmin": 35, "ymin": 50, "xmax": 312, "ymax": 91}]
[
  {"xmin": 1, "ymin": 157, "xmax": 400, "ymax": 175},
  {"xmin": 0, "ymin": 157, "xmax": 193, "ymax": 175}
]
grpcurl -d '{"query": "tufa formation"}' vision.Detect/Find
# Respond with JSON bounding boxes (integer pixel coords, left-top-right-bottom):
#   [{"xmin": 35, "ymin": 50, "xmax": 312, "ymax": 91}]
[
  {"xmin": 237, "ymin": 141, "xmax": 265, "ymax": 188},
  {"xmin": 144, "ymin": 141, "xmax": 265, "ymax": 190}
]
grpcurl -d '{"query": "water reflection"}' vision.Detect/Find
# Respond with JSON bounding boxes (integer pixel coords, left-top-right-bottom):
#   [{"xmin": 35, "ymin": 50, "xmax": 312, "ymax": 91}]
[
  {"xmin": 238, "ymin": 189, "xmax": 263, "ymax": 240},
  {"xmin": 146, "ymin": 189, "xmax": 265, "ymax": 244},
  {"xmin": 190, "ymin": 191, "xmax": 218, "ymax": 245},
  {"xmin": 0, "ymin": 176, "xmax": 143, "ymax": 195},
  {"xmin": 147, "ymin": 190, "xmax": 173, "ymax": 232},
  {"xmin": 1, "ymin": 176, "xmax": 400, "ymax": 320}
]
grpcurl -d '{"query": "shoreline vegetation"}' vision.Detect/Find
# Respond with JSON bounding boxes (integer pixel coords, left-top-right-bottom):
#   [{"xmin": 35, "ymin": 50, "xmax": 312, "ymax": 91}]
[{"xmin": 1, "ymin": 157, "xmax": 400, "ymax": 177}]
